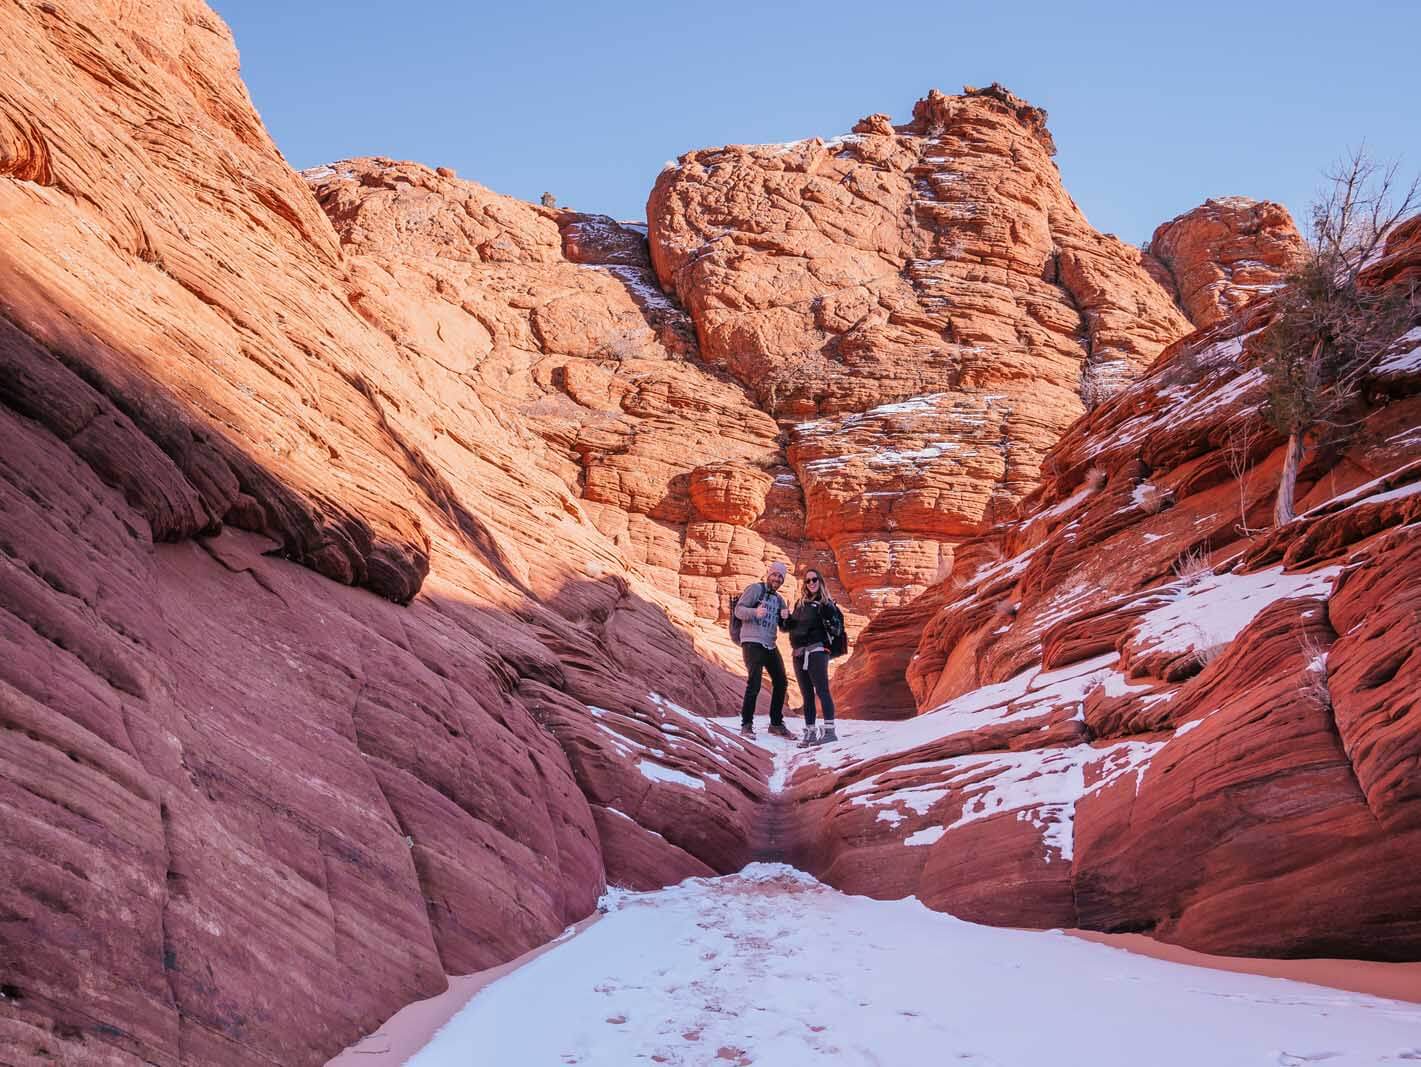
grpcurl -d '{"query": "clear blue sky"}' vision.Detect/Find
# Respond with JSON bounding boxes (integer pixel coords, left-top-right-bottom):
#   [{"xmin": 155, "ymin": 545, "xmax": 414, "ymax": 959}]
[{"xmin": 213, "ymin": 0, "xmax": 1420, "ymax": 245}]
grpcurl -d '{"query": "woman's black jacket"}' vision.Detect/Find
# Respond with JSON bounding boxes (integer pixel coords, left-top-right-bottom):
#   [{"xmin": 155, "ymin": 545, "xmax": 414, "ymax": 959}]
[{"xmin": 781, "ymin": 599, "xmax": 838, "ymax": 650}]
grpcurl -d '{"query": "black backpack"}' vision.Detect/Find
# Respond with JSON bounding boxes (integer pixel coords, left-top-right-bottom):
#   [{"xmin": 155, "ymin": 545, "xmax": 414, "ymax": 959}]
[
  {"xmin": 727, "ymin": 582, "xmax": 765, "ymax": 645},
  {"xmin": 824, "ymin": 600, "xmax": 848, "ymax": 658}
]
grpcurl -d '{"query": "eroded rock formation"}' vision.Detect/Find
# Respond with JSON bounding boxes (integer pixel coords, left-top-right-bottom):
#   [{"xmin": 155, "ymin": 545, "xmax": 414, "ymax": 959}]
[
  {"xmin": 1148, "ymin": 196, "xmax": 1306, "ymax": 327},
  {"xmin": 298, "ymin": 158, "xmax": 818, "ymax": 638},
  {"xmin": 1, "ymin": 0, "xmax": 1401, "ymax": 1062},
  {"xmin": 0, "ymin": 4, "xmax": 769, "ymax": 1064},
  {"xmin": 799, "ymin": 221, "xmax": 1421, "ymax": 957},
  {"xmin": 648, "ymin": 85, "xmax": 1205, "ymax": 612}
]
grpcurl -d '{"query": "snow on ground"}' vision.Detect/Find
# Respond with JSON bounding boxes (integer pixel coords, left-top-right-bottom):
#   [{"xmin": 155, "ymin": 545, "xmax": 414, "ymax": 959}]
[
  {"xmin": 587, "ymin": 697, "xmax": 749, "ymax": 794},
  {"xmin": 585, "ymin": 264, "xmax": 683, "ymax": 315},
  {"xmin": 747, "ymin": 566, "xmax": 1343, "ymax": 864},
  {"xmin": 787, "ymin": 652, "xmax": 1121, "ymax": 777},
  {"xmin": 838, "ymin": 737, "xmax": 1162, "ymax": 862},
  {"xmin": 937, "ymin": 740, "xmax": 1161, "ymax": 861},
  {"xmin": 403, "ymin": 865, "xmax": 1421, "ymax": 1067},
  {"xmin": 732, "ymin": 655, "xmax": 1162, "ymax": 866},
  {"xmin": 1300, "ymin": 462, "xmax": 1421, "ymax": 517}
]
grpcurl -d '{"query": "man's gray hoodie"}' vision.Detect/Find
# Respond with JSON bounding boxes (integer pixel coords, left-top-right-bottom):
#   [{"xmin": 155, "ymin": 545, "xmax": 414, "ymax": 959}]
[{"xmin": 734, "ymin": 583, "xmax": 786, "ymax": 649}]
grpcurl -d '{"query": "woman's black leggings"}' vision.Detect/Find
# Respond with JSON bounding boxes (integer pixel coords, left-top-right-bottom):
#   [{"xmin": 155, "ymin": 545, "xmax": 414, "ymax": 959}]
[{"xmin": 793, "ymin": 649, "xmax": 835, "ymax": 727}]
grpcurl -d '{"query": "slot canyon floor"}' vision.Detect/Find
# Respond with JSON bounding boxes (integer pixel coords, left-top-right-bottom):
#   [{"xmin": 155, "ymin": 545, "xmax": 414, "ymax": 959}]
[{"xmin": 337, "ymin": 732, "xmax": 1421, "ymax": 1067}]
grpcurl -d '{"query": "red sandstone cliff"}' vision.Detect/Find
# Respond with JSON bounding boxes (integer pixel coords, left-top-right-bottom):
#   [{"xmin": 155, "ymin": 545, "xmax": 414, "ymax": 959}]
[
  {"xmin": 648, "ymin": 85, "xmax": 1200, "ymax": 613},
  {"xmin": 2, "ymin": 0, "xmax": 1407, "ymax": 1062},
  {"xmin": 0, "ymin": 4, "xmax": 769, "ymax": 1064},
  {"xmin": 298, "ymin": 158, "xmax": 815, "ymax": 646},
  {"xmin": 1147, "ymin": 196, "xmax": 1306, "ymax": 327},
  {"xmin": 798, "ymin": 220, "xmax": 1421, "ymax": 957}
]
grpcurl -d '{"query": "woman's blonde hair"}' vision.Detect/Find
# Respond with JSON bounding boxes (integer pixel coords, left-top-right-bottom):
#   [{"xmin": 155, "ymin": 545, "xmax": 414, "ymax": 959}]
[{"xmin": 796, "ymin": 569, "xmax": 829, "ymax": 609}]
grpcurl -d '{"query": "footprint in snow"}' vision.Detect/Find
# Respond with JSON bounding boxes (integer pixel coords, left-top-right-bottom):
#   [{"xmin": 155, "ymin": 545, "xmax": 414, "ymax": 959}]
[{"xmin": 1277, "ymin": 1054, "xmax": 1343, "ymax": 1065}]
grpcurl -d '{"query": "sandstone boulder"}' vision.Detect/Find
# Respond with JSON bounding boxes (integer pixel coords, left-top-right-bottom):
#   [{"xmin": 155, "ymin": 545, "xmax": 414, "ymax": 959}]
[
  {"xmin": 1149, "ymin": 196, "xmax": 1306, "ymax": 328},
  {"xmin": 688, "ymin": 462, "xmax": 774, "ymax": 525}
]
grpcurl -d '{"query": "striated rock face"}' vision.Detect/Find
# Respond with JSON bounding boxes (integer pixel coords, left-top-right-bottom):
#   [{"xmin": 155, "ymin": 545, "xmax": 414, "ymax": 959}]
[
  {"xmin": 0, "ymin": 4, "xmax": 770, "ymax": 1065},
  {"xmin": 797, "ymin": 220, "xmax": 1421, "ymax": 957},
  {"xmin": 299, "ymin": 158, "xmax": 832, "ymax": 640},
  {"xmin": 649, "ymin": 85, "xmax": 1197, "ymax": 612},
  {"xmin": 4, "ymin": 0, "xmax": 1410, "ymax": 1059},
  {"xmin": 1148, "ymin": 196, "xmax": 1306, "ymax": 328}
]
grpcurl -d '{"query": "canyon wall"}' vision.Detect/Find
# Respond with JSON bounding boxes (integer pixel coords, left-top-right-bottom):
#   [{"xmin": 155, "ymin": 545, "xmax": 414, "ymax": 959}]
[
  {"xmin": 1, "ymin": 0, "xmax": 1399, "ymax": 1063},
  {"xmin": 648, "ymin": 86, "xmax": 1201, "ymax": 614},
  {"xmin": 799, "ymin": 219, "xmax": 1421, "ymax": 957},
  {"xmin": 0, "ymin": 4, "xmax": 768, "ymax": 1064}
]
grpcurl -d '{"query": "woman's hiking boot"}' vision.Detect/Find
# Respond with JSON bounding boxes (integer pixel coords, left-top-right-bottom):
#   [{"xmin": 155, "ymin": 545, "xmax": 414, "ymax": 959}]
[
  {"xmin": 739, "ymin": 722, "xmax": 755, "ymax": 738},
  {"xmin": 768, "ymin": 721, "xmax": 797, "ymax": 740},
  {"xmin": 797, "ymin": 725, "xmax": 819, "ymax": 748},
  {"xmin": 816, "ymin": 724, "xmax": 838, "ymax": 744}
]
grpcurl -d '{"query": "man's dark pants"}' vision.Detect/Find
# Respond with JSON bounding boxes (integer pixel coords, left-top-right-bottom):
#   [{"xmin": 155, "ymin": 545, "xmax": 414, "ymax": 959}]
[{"xmin": 740, "ymin": 642, "xmax": 787, "ymax": 727}]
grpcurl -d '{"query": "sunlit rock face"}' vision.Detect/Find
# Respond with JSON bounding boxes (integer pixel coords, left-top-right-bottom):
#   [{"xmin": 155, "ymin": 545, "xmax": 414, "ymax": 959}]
[
  {"xmin": 300, "ymin": 156, "xmax": 823, "ymax": 649},
  {"xmin": 0, "ymin": 0, "xmax": 1385, "ymax": 1062},
  {"xmin": 1147, "ymin": 196, "xmax": 1306, "ymax": 328},
  {"xmin": 648, "ymin": 85, "xmax": 1205, "ymax": 611},
  {"xmin": 0, "ymin": 4, "xmax": 769, "ymax": 1064},
  {"xmin": 805, "ymin": 220, "xmax": 1421, "ymax": 958}
]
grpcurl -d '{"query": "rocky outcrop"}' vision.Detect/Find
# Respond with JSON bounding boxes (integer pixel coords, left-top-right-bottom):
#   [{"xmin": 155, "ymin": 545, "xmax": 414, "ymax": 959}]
[
  {"xmin": 648, "ymin": 85, "xmax": 1199, "ymax": 611},
  {"xmin": 4, "ymin": 0, "xmax": 1411, "ymax": 1061},
  {"xmin": 0, "ymin": 4, "xmax": 769, "ymax": 1065},
  {"xmin": 1148, "ymin": 196, "xmax": 1305, "ymax": 327},
  {"xmin": 299, "ymin": 158, "xmax": 833, "ymax": 642},
  {"xmin": 800, "ymin": 220, "xmax": 1421, "ymax": 957}
]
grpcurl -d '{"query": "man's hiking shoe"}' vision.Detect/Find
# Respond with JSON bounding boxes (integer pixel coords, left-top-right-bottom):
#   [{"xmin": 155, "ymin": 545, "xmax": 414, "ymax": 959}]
[
  {"xmin": 816, "ymin": 725, "xmax": 838, "ymax": 744},
  {"xmin": 739, "ymin": 723, "xmax": 755, "ymax": 738},
  {"xmin": 768, "ymin": 722, "xmax": 797, "ymax": 740},
  {"xmin": 798, "ymin": 726, "xmax": 820, "ymax": 748}
]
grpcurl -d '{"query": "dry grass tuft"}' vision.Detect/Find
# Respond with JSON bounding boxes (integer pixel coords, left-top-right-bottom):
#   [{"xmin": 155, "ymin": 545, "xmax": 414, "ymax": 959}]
[{"xmin": 1172, "ymin": 545, "xmax": 1212, "ymax": 585}]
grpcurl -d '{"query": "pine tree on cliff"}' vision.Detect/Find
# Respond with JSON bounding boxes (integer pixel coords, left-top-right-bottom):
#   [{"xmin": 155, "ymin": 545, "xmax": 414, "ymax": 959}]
[{"xmin": 1261, "ymin": 149, "xmax": 1419, "ymax": 525}]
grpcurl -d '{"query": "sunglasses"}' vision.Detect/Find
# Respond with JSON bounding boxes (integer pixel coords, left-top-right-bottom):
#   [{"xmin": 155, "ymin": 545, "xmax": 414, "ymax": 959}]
[{"xmin": 805, "ymin": 577, "xmax": 821, "ymax": 585}]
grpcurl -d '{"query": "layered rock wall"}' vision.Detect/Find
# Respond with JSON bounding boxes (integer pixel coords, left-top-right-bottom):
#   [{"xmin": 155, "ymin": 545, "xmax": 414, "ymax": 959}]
[
  {"xmin": 0, "ymin": 5, "xmax": 770, "ymax": 1064},
  {"xmin": 648, "ymin": 86, "xmax": 1201, "ymax": 612},
  {"xmin": 0, "ymin": 0, "xmax": 1386, "ymax": 1061},
  {"xmin": 801, "ymin": 221, "xmax": 1421, "ymax": 957},
  {"xmin": 300, "ymin": 158, "xmax": 816, "ymax": 640},
  {"xmin": 1147, "ymin": 196, "xmax": 1305, "ymax": 327}
]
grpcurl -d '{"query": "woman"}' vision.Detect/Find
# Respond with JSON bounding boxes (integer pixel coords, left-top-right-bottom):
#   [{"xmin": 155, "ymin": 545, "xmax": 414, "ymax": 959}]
[{"xmin": 783, "ymin": 568, "xmax": 842, "ymax": 746}]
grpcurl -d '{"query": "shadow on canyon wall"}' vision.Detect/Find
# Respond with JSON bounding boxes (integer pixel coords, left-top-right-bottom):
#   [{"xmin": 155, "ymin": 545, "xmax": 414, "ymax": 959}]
[{"xmin": 0, "ymin": 294, "xmax": 782, "ymax": 1066}]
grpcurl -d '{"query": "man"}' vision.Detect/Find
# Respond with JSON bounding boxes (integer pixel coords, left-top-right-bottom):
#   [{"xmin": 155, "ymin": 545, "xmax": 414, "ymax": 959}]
[{"xmin": 734, "ymin": 561, "xmax": 796, "ymax": 739}]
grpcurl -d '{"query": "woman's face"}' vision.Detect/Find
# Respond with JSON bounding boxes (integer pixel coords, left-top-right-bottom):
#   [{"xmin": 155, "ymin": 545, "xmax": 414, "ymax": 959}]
[{"xmin": 803, "ymin": 571, "xmax": 822, "ymax": 594}]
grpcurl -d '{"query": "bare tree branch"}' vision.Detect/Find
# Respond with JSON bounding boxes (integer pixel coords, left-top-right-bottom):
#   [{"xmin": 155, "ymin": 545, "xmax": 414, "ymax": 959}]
[
  {"xmin": 1223, "ymin": 413, "xmax": 1265, "ymax": 536},
  {"xmin": 1261, "ymin": 147, "xmax": 1421, "ymax": 524}
]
